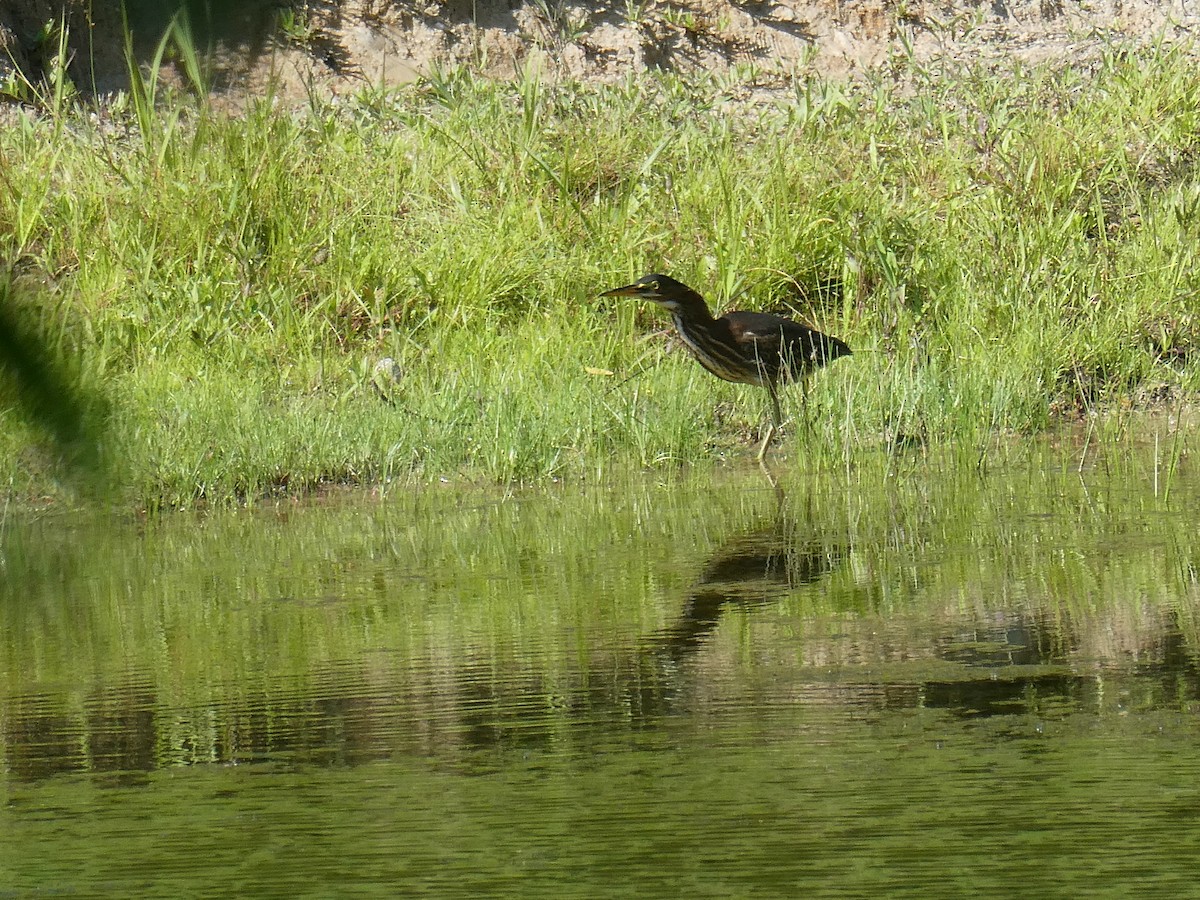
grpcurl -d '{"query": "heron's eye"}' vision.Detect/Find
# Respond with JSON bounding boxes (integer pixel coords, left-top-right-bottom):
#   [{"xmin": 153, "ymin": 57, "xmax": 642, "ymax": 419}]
[{"xmin": 646, "ymin": 280, "xmax": 659, "ymax": 291}]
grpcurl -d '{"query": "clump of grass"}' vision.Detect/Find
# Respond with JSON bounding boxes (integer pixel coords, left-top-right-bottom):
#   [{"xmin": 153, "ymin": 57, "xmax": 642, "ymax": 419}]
[{"xmin": 0, "ymin": 39, "xmax": 1198, "ymax": 507}]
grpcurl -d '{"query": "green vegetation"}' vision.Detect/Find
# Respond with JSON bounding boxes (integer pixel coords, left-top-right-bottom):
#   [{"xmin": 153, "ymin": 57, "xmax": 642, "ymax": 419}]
[{"xmin": 1, "ymin": 42, "xmax": 1198, "ymax": 507}]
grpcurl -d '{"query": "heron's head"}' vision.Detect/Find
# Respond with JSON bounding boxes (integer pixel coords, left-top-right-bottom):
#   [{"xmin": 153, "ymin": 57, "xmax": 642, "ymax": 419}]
[{"xmin": 600, "ymin": 274, "xmax": 698, "ymax": 313}]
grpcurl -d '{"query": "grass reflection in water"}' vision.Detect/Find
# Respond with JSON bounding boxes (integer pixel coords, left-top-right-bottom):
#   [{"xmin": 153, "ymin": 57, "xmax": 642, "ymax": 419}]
[{"xmin": 1, "ymin": 450, "xmax": 1199, "ymax": 895}]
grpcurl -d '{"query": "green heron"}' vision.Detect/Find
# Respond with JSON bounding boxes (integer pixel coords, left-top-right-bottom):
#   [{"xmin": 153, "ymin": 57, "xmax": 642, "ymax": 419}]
[{"xmin": 601, "ymin": 273, "xmax": 851, "ymax": 458}]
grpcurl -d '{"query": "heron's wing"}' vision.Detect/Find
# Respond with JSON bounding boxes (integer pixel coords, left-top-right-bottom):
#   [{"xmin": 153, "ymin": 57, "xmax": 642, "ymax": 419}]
[{"xmin": 724, "ymin": 312, "xmax": 851, "ymax": 383}]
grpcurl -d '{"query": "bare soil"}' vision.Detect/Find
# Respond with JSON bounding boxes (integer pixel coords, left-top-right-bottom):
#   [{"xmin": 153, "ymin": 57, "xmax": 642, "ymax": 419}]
[{"xmin": 2, "ymin": 0, "xmax": 1198, "ymax": 107}]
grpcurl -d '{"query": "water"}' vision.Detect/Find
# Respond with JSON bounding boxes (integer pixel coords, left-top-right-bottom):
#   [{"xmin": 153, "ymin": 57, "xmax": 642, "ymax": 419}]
[{"xmin": 2, "ymin": 450, "xmax": 1199, "ymax": 897}]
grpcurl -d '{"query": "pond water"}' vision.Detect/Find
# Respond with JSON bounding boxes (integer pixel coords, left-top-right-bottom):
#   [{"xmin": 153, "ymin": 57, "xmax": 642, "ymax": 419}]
[{"xmin": 2, "ymin": 446, "xmax": 1199, "ymax": 897}]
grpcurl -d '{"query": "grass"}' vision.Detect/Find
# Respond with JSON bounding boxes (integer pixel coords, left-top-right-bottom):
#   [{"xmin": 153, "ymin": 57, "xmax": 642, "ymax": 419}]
[{"xmin": 1, "ymin": 39, "xmax": 1199, "ymax": 507}]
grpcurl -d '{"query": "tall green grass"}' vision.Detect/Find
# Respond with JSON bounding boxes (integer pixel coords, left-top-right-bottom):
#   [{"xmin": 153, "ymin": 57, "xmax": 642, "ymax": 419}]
[{"xmin": 1, "ymin": 41, "xmax": 1198, "ymax": 506}]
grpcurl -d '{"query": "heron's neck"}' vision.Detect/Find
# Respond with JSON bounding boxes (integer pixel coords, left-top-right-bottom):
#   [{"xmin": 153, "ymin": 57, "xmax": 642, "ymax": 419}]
[{"xmin": 670, "ymin": 293, "xmax": 717, "ymax": 329}]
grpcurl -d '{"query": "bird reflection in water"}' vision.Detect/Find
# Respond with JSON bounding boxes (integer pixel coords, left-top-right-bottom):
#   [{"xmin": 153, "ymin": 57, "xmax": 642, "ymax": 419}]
[{"xmin": 627, "ymin": 478, "xmax": 845, "ymax": 718}]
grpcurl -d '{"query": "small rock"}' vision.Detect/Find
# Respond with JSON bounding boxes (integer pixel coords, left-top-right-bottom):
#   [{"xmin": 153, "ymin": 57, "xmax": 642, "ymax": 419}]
[{"xmin": 371, "ymin": 357, "xmax": 404, "ymax": 403}]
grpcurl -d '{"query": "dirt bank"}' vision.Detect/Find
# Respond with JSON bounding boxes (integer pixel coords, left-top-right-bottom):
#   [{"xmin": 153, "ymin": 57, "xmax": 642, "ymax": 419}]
[{"xmin": 2, "ymin": 0, "xmax": 1199, "ymax": 106}]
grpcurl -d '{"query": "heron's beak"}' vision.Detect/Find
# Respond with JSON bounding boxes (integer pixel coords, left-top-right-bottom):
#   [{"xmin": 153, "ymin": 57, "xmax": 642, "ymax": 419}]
[
  {"xmin": 599, "ymin": 283, "xmax": 644, "ymax": 298},
  {"xmin": 601, "ymin": 281, "xmax": 661, "ymax": 300}
]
